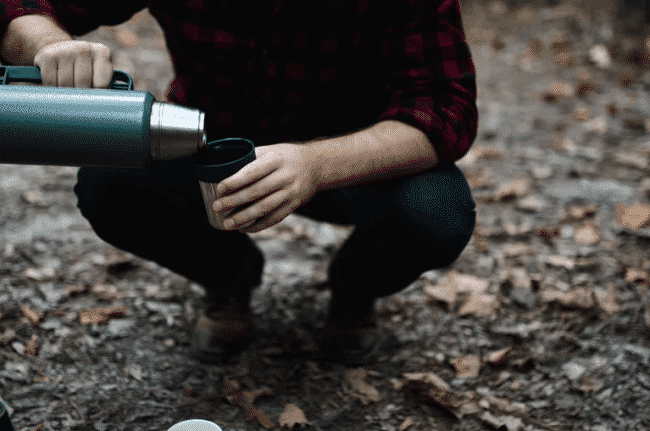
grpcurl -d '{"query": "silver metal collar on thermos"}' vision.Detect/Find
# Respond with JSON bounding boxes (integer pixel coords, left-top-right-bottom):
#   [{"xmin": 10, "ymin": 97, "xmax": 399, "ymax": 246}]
[{"xmin": 149, "ymin": 101, "xmax": 207, "ymax": 161}]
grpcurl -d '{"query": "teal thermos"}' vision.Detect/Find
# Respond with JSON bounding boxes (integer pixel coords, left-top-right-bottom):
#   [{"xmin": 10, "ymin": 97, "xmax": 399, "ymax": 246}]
[{"xmin": 0, "ymin": 65, "xmax": 206, "ymax": 168}]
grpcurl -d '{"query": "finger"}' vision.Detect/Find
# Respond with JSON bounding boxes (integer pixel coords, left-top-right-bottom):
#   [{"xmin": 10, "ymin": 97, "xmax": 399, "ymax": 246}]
[
  {"xmin": 57, "ymin": 56, "xmax": 75, "ymax": 87},
  {"xmin": 213, "ymin": 170, "xmax": 285, "ymax": 212},
  {"xmin": 34, "ymin": 57, "xmax": 58, "ymax": 87},
  {"xmin": 218, "ymin": 157, "xmax": 277, "ymax": 195},
  {"xmin": 224, "ymin": 189, "xmax": 288, "ymax": 230},
  {"xmin": 91, "ymin": 44, "xmax": 113, "ymax": 88},
  {"xmin": 74, "ymin": 50, "xmax": 93, "ymax": 88},
  {"xmin": 239, "ymin": 200, "xmax": 298, "ymax": 233}
]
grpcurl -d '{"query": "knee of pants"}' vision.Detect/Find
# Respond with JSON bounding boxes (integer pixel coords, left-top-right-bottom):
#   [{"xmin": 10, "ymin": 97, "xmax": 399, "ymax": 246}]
[
  {"xmin": 74, "ymin": 168, "xmax": 138, "ymax": 247},
  {"xmin": 393, "ymin": 165, "xmax": 477, "ymax": 265},
  {"xmin": 75, "ymin": 168, "xmax": 112, "ymax": 224}
]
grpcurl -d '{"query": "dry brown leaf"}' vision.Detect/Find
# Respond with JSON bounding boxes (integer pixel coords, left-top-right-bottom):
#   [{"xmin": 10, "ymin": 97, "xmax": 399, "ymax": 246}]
[
  {"xmin": 545, "ymin": 255, "xmax": 575, "ymax": 270},
  {"xmin": 551, "ymin": 36, "xmax": 571, "ymax": 51},
  {"xmin": 91, "ymin": 284, "xmax": 123, "ymax": 300},
  {"xmin": 538, "ymin": 225, "xmax": 560, "ymax": 239},
  {"xmin": 480, "ymin": 411, "xmax": 524, "ymax": 431},
  {"xmin": 573, "ymin": 108, "xmax": 591, "ymax": 121},
  {"xmin": 502, "ymin": 243, "xmax": 535, "ymax": 257},
  {"xmin": 579, "ymin": 376, "xmax": 604, "ymax": 393},
  {"xmin": 474, "ymin": 229, "xmax": 488, "ymax": 252},
  {"xmin": 423, "ymin": 279, "xmax": 457, "ymax": 308},
  {"xmin": 468, "ymin": 28, "xmax": 490, "ymax": 44},
  {"xmin": 65, "ymin": 284, "xmax": 89, "ymax": 297},
  {"xmin": 344, "ymin": 368, "xmax": 382, "ymax": 405},
  {"xmin": 450, "ymin": 354, "xmax": 481, "ymax": 378},
  {"xmin": 576, "ymin": 74, "xmax": 596, "ymax": 97},
  {"xmin": 625, "ymin": 268, "xmax": 650, "ymax": 284},
  {"xmin": 23, "ymin": 268, "xmax": 51, "ymax": 280},
  {"xmin": 552, "ymin": 82, "xmax": 573, "ymax": 97},
  {"xmin": 245, "ymin": 388, "xmax": 272, "ymax": 406},
  {"xmin": 483, "ymin": 395, "xmax": 528, "ymax": 414},
  {"xmin": 492, "ymin": 36, "xmax": 505, "ymax": 51},
  {"xmin": 619, "ymin": 72, "xmax": 635, "ymax": 88},
  {"xmin": 227, "ymin": 388, "xmax": 271, "ymax": 408},
  {"xmin": 20, "ymin": 306, "xmax": 43, "ymax": 326},
  {"xmin": 391, "ymin": 378, "xmax": 405, "ymax": 390},
  {"xmin": 540, "ymin": 287, "xmax": 595, "ymax": 309},
  {"xmin": 24, "ymin": 335, "xmax": 38, "ymax": 356},
  {"xmin": 554, "ymin": 51, "xmax": 575, "ymax": 67},
  {"xmin": 616, "ymin": 203, "xmax": 650, "ymax": 230},
  {"xmin": 615, "ymin": 151, "xmax": 649, "ymax": 170},
  {"xmin": 278, "ymin": 403, "xmax": 309, "ymax": 429},
  {"xmin": 564, "ymin": 203, "xmax": 597, "ymax": 222},
  {"xmin": 552, "ymin": 137, "xmax": 577, "ymax": 153},
  {"xmin": 457, "ymin": 292, "xmax": 498, "ymax": 317},
  {"xmin": 223, "ymin": 379, "xmax": 241, "ymax": 395},
  {"xmin": 504, "ymin": 267, "xmax": 532, "ymax": 289},
  {"xmin": 584, "ymin": 116, "xmax": 607, "ymax": 133},
  {"xmin": 398, "ymin": 417, "xmax": 416, "ymax": 431},
  {"xmin": 454, "ymin": 273, "xmax": 490, "ymax": 293},
  {"xmin": 467, "ymin": 168, "xmax": 495, "ymax": 188},
  {"xmin": 247, "ymin": 407, "xmax": 274, "ymax": 429},
  {"xmin": 486, "ymin": 348, "xmax": 510, "ymax": 366},
  {"xmin": 403, "ymin": 372, "xmax": 470, "ymax": 418},
  {"xmin": 22, "ymin": 190, "xmax": 47, "ymax": 206},
  {"xmin": 574, "ymin": 223, "xmax": 600, "ymax": 245},
  {"xmin": 224, "ymin": 383, "xmax": 274, "ymax": 429},
  {"xmin": 542, "ymin": 82, "xmax": 573, "ymax": 102},
  {"xmin": 593, "ymin": 285, "xmax": 621, "ymax": 315},
  {"xmin": 78, "ymin": 305, "xmax": 127, "ymax": 325},
  {"xmin": 474, "ymin": 146, "xmax": 503, "ymax": 160},
  {"xmin": 424, "ymin": 272, "xmax": 490, "ymax": 311},
  {"xmin": 516, "ymin": 195, "xmax": 547, "ymax": 212},
  {"xmin": 404, "ymin": 372, "xmax": 451, "ymax": 391},
  {"xmin": 494, "ymin": 177, "xmax": 531, "ymax": 201}
]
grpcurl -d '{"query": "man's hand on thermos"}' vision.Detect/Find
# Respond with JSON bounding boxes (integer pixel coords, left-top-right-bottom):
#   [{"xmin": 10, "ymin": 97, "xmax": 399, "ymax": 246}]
[{"xmin": 33, "ymin": 40, "xmax": 113, "ymax": 88}]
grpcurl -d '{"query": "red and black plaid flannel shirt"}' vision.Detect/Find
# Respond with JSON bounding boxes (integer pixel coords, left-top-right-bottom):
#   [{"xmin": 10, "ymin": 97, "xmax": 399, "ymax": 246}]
[{"xmin": 0, "ymin": 0, "xmax": 477, "ymax": 164}]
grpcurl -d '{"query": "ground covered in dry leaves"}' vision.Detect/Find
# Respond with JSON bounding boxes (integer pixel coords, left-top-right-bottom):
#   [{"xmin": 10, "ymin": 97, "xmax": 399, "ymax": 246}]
[{"xmin": 2, "ymin": 1, "xmax": 650, "ymax": 430}]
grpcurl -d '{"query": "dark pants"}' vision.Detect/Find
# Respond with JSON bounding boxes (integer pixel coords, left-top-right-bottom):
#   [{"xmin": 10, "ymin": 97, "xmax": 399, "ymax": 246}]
[{"xmin": 74, "ymin": 157, "xmax": 476, "ymax": 316}]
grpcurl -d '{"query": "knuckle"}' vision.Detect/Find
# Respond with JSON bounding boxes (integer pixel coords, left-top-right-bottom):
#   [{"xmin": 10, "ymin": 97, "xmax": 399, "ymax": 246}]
[{"xmin": 91, "ymin": 43, "xmax": 111, "ymax": 58}]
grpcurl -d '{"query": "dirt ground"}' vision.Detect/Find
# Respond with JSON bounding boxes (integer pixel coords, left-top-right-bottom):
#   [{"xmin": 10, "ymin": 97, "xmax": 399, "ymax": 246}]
[{"xmin": 2, "ymin": 1, "xmax": 650, "ymax": 430}]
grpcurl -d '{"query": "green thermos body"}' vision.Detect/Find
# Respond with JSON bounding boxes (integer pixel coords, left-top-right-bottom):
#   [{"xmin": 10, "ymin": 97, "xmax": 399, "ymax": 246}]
[{"xmin": 0, "ymin": 66, "xmax": 206, "ymax": 168}]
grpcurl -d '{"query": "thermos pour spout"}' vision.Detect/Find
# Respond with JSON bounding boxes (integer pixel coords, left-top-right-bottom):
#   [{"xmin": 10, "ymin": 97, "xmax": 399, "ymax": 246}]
[{"xmin": 149, "ymin": 101, "xmax": 207, "ymax": 161}]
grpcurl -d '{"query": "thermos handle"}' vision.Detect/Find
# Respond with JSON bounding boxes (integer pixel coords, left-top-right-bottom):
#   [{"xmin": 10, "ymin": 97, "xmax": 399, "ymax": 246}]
[{"xmin": 0, "ymin": 65, "xmax": 133, "ymax": 90}]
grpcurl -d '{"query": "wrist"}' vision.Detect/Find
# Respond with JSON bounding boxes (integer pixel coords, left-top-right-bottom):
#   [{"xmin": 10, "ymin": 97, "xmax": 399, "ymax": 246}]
[
  {"xmin": 300, "ymin": 140, "xmax": 327, "ymax": 193},
  {"xmin": 1, "ymin": 15, "xmax": 71, "ymax": 65}
]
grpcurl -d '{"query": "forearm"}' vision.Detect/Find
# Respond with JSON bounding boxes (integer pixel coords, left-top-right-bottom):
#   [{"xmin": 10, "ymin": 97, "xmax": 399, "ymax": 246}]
[
  {"xmin": 307, "ymin": 120, "xmax": 439, "ymax": 192},
  {"xmin": 1, "ymin": 14, "xmax": 71, "ymax": 65}
]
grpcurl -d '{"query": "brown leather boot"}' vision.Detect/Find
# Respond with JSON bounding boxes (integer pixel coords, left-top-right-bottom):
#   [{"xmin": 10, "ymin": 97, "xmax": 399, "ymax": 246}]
[
  {"xmin": 190, "ymin": 289, "xmax": 253, "ymax": 363},
  {"xmin": 316, "ymin": 298, "xmax": 400, "ymax": 366}
]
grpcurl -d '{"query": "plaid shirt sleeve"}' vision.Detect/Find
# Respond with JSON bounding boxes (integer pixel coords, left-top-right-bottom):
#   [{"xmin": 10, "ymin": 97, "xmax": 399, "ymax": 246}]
[
  {"xmin": 378, "ymin": 0, "xmax": 477, "ymax": 164},
  {"xmin": 0, "ymin": 1, "xmax": 146, "ymax": 44}
]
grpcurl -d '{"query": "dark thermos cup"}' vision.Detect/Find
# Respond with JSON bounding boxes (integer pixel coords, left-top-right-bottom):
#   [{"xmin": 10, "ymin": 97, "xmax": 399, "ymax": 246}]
[{"xmin": 0, "ymin": 65, "xmax": 206, "ymax": 168}]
